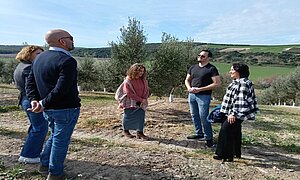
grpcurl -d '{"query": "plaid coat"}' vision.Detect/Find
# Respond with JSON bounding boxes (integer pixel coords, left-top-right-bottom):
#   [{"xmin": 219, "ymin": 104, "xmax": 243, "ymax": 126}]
[{"xmin": 220, "ymin": 78, "xmax": 258, "ymax": 120}]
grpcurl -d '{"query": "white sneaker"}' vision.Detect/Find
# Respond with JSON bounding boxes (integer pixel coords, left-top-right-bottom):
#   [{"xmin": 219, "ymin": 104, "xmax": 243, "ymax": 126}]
[{"xmin": 18, "ymin": 156, "xmax": 40, "ymax": 164}]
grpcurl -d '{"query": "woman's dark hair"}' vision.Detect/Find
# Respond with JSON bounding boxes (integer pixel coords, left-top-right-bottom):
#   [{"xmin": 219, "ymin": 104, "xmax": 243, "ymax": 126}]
[{"xmin": 232, "ymin": 63, "xmax": 250, "ymax": 78}]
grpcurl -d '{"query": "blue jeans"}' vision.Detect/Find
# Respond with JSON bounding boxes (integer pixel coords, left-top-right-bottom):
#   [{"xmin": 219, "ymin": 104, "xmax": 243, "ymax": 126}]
[
  {"xmin": 20, "ymin": 98, "xmax": 48, "ymax": 158},
  {"xmin": 188, "ymin": 93, "xmax": 213, "ymax": 140},
  {"xmin": 40, "ymin": 108, "xmax": 80, "ymax": 176}
]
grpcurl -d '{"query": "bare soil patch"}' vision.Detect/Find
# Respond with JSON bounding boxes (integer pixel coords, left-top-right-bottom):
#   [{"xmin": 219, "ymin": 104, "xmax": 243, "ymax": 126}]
[{"xmin": 0, "ymin": 93, "xmax": 299, "ymax": 179}]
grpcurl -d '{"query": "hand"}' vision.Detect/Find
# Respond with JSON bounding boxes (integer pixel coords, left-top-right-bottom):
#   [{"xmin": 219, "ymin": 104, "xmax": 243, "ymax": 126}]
[
  {"xmin": 188, "ymin": 87, "xmax": 197, "ymax": 93},
  {"xmin": 141, "ymin": 99, "xmax": 147, "ymax": 104},
  {"xmin": 118, "ymin": 104, "xmax": 124, "ymax": 109},
  {"xmin": 27, "ymin": 100, "xmax": 44, "ymax": 113},
  {"xmin": 227, "ymin": 114, "xmax": 236, "ymax": 124}
]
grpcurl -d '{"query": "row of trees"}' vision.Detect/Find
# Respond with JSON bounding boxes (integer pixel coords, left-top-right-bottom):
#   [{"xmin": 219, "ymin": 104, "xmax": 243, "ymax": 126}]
[
  {"xmin": 77, "ymin": 18, "xmax": 217, "ymax": 98},
  {"xmin": 77, "ymin": 17, "xmax": 300, "ymax": 105},
  {"xmin": 260, "ymin": 67, "xmax": 300, "ymax": 105},
  {"xmin": 0, "ymin": 60, "xmax": 18, "ymax": 84},
  {"xmin": 1, "ymin": 17, "xmax": 299, "ymax": 105},
  {"xmin": 213, "ymin": 51, "xmax": 300, "ymax": 66}
]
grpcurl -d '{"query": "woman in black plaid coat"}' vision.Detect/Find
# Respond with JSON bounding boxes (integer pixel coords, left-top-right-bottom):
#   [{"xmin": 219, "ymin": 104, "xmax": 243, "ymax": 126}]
[{"xmin": 213, "ymin": 63, "xmax": 259, "ymax": 162}]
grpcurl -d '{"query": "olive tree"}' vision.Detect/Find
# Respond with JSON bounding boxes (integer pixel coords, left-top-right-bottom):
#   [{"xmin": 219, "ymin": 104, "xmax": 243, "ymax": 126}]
[
  {"xmin": 148, "ymin": 33, "xmax": 195, "ymax": 97},
  {"xmin": 109, "ymin": 17, "xmax": 147, "ymax": 90}
]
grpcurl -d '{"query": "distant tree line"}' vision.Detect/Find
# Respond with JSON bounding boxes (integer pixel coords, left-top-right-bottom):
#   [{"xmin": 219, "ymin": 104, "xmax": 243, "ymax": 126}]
[
  {"xmin": 0, "ymin": 45, "xmax": 23, "ymax": 54},
  {"xmin": 72, "ymin": 47, "xmax": 111, "ymax": 58},
  {"xmin": 0, "ymin": 18, "xmax": 299, "ymax": 105},
  {"xmin": 212, "ymin": 51, "xmax": 300, "ymax": 66}
]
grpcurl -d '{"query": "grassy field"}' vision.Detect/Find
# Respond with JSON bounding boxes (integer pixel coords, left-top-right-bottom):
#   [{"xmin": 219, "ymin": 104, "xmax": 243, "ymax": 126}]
[
  {"xmin": 213, "ymin": 62, "xmax": 295, "ymax": 81},
  {"xmin": 0, "ymin": 57, "xmax": 15, "ymax": 62},
  {"xmin": 206, "ymin": 44, "xmax": 300, "ymax": 53}
]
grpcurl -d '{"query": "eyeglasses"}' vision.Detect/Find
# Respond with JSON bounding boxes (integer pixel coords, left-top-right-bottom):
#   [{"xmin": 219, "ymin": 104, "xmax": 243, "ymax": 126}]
[
  {"xmin": 59, "ymin": 36, "xmax": 73, "ymax": 41},
  {"xmin": 197, "ymin": 54, "xmax": 206, "ymax": 58}
]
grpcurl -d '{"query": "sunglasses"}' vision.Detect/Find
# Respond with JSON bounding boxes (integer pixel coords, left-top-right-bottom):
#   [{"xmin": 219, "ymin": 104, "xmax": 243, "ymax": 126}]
[
  {"xmin": 59, "ymin": 36, "xmax": 73, "ymax": 41},
  {"xmin": 197, "ymin": 54, "xmax": 206, "ymax": 58}
]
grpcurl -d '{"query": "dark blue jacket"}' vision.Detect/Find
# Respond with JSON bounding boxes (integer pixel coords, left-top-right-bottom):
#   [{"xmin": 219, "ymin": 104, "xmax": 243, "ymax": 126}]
[
  {"xmin": 26, "ymin": 50, "xmax": 81, "ymax": 109},
  {"xmin": 207, "ymin": 105, "xmax": 226, "ymax": 123},
  {"xmin": 14, "ymin": 61, "xmax": 32, "ymax": 102}
]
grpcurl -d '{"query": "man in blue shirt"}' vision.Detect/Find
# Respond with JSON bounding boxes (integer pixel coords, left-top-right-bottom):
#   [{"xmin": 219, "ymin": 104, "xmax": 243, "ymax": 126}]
[{"xmin": 26, "ymin": 29, "xmax": 81, "ymax": 180}]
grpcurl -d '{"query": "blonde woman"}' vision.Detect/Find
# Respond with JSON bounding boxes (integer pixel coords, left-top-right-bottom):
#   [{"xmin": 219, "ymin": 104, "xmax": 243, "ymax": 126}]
[
  {"xmin": 14, "ymin": 45, "xmax": 48, "ymax": 164},
  {"xmin": 121, "ymin": 63, "xmax": 150, "ymax": 139}
]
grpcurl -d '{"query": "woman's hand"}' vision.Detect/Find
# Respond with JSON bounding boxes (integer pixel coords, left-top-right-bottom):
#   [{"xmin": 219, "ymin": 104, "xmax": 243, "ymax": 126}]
[
  {"xmin": 118, "ymin": 104, "xmax": 124, "ymax": 109},
  {"xmin": 227, "ymin": 114, "xmax": 236, "ymax": 124}
]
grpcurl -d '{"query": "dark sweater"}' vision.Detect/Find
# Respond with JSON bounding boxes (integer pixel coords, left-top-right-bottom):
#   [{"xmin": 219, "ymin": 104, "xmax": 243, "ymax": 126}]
[
  {"xmin": 14, "ymin": 61, "xmax": 32, "ymax": 98},
  {"xmin": 26, "ymin": 50, "xmax": 81, "ymax": 109}
]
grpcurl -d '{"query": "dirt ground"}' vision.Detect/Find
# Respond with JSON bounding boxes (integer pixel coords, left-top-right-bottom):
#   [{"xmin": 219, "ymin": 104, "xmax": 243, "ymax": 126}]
[{"xmin": 0, "ymin": 93, "xmax": 299, "ymax": 180}]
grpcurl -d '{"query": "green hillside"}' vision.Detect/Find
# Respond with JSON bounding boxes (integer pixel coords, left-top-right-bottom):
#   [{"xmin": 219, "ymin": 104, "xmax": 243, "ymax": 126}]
[
  {"xmin": 205, "ymin": 44, "xmax": 300, "ymax": 53},
  {"xmin": 1, "ymin": 43, "xmax": 300, "ymax": 66},
  {"xmin": 213, "ymin": 62, "xmax": 295, "ymax": 81}
]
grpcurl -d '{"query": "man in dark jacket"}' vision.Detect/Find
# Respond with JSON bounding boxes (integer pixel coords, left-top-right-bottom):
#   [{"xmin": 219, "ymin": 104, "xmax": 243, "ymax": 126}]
[{"xmin": 26, "ymin": 29, "xmax": 80, "ymax": 180}]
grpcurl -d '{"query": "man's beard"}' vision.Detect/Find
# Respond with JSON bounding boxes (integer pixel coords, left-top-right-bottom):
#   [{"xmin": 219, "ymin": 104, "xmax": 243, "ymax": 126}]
[{"xmin": 69, "ymin": 44, "xmax": 74, "ymax": 51}]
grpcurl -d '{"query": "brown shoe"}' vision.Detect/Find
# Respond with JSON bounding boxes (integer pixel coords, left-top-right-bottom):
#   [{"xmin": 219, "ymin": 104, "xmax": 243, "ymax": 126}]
[
  {"xmin": 136, "ymin": 131, "xmax": 148, "ymax": 139},
  {"xmin": 46, "ymin": 171, "xmax": 77, "ymax": 180},
  {"xmin": 123, "ymin": 130, "xmax": 134, "ymax": 138},
  {"xmin": 38, "ymin": 165, "xmax": 49, "ymax": 174}
]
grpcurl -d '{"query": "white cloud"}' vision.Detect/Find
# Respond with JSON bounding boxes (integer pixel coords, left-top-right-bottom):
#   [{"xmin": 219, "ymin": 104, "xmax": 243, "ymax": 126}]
[
  {"xmin": 195, "ymin": 1, "xmax": 300, "ymax": 44},
  {"xmin": 0, "ymin": 0, "xmax": 299, "ymax": 47}
]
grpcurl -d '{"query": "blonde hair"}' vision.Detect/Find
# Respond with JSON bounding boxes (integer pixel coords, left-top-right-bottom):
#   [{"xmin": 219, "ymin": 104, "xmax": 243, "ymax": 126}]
[
  {"xmin": 15, "ymin": 45, "xmax": 44, "ymax": 62},
  {"xmin": 126, "ymin": 63, "xmax": 147, "ymax": 79}
]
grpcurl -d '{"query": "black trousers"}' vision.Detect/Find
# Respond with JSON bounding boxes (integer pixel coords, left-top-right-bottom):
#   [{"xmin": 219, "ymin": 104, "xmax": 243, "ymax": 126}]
[{"xmin": 215, "ymin": 119, "xmax": 243, "ymax": 159}]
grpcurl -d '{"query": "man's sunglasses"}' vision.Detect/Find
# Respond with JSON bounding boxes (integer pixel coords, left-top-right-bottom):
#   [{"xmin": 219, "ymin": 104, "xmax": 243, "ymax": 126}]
[{"xmin": 197, "ymin": 54, "xmax": 206, "ymax": 58}]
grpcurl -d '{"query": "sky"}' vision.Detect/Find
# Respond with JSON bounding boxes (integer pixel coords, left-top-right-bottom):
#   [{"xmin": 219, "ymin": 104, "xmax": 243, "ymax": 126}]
[{"xmin": 0, "ymin": 0, "xmax": 299, "ymax": 48}]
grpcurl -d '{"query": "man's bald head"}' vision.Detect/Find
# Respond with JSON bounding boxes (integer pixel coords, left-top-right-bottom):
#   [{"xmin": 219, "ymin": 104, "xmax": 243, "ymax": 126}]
[
  {"xmin": 45, "ymin": 29, "xmax": 74, "ymax": 51},
  {"xmin": 45, "ymin": 29, "xmax": 69, "ymax": 45}
]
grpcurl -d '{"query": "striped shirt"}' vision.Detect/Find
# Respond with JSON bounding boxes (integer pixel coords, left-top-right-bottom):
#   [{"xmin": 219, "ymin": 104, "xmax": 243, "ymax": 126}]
[{"xmin": 220, "ymin": 78, "xmax": 258, "ymax": 120}]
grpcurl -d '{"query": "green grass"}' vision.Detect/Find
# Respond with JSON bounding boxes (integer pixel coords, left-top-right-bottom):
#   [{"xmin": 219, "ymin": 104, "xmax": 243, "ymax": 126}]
[
  {"xmin": 212, "ymin": 62, "xmax": 295, "ymax": 81},
  {"xmin": 206, "ymin": 44, "xmax": 300, "ymax": 53},
  {"xmin": 0, "ymin": 57, "xmax": 15, "ymax": 62},
  {"xmin": 244, "ymin": 105, "xmax": 300, "ymax": 153},
  {"xmin": 0, "ymin": 105, "xmax": 19, "ymax": 113},
  {"xmin": 0, "ymin": 163, "xmax": 26, "ymax": 180},
  {"xmin": 80, "ymin": 93, "xmax": 115, "ymax": 105}
]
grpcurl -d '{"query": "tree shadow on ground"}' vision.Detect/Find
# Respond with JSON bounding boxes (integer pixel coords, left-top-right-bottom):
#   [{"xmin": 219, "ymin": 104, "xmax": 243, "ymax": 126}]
[
  {"xmin": 260, "ymin": 108, "xmax": 300, "ymax": 116},
  {"xmin": 147, "ymin": 108, "xmax": 191, "ymax": 125},
  {"xmin": 250, "ymin": 120, "xmax": 300, "ymax": 132},
  {"xmin": 0, "ymin": 127, "xmax": 26, "ymax": 139},
  {"xmin": 243, "ymin": 145, "xmax": 300, "ymax": 172}
]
